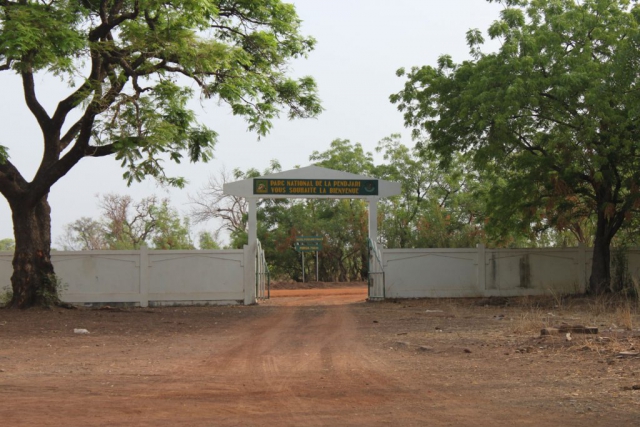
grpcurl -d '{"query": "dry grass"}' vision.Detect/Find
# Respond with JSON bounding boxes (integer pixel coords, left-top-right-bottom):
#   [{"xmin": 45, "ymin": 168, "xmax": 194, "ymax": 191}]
[
  {"xmin": 615, "ymin": 303, "xmax": 634, "ymax": 330},
  {"xmin": 501, "ymin": 294, "xmax": 640, "ymax": 337},
  {"xmin": 511, "ymin": 309, "xmax": 553, "ymax": 335}
]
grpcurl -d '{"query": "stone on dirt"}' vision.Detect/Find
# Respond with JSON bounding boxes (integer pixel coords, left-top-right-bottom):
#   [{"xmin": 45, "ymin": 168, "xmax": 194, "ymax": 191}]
[{"xmin": 541, "ymin": 325, "xmax": 598, "ymax": 336}]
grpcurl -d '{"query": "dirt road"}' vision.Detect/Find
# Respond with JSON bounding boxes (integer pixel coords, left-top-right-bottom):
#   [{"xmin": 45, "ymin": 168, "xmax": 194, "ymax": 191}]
[{"xmin": 1, "ymin": 288, "xmax": 638, "ymax": 426}]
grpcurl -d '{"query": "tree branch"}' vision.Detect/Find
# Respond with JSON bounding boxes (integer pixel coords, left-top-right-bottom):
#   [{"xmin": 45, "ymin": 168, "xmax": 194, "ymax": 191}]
[
  {"xmin": 60, "ymin": 122, "xmax": 82, "ymax": 151},
  {"xmin": 85, "ymin": 144, "xmax": 115, "ymax": 157},
  {"xmin": 0, "ymin": 159, "xmax": 28, "ymax": 200},
  {"xmin": 21, "ymin": 69, "xmax": 52, "ymax": 132},
  {"xmin": 89, "ymin": 0, "xmax": 140, "ymax": 42},
  {"xmin": 52, "ymin": 80, "xmax": 94, "ymax": 130}
]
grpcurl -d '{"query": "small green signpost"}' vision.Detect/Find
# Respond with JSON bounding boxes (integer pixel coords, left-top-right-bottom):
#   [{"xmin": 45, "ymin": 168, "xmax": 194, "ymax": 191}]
[
  {"xmin": 294, "ymin": 236, "xmax": 322, "ymax": 252},
  {"xmin": 295, "ymin": 236, "xmax": 323, "ymax": 282}
]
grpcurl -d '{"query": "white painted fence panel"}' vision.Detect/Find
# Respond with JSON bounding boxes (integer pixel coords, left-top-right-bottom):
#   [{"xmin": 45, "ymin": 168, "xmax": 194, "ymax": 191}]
[
  {"xmin": 148, "ymin": 251, "xmax": 244, "ymax": 304},
  {"xmin": 384, "ymin": 248, "xmax": 479, "ymax": 298},
  {"xmin": 0, "ymin": 252, "xmax": 11, "ymax": 290},
  {"xmin": 55, "ymin": 251, "xmax": 141, "ymax": 303},
  {"xmin": 0, "ymin": 249, "xmax": 245, "ymax": 306},
  {"xmin": 382, "ymin": 245, "xmax": 640, "ymax": 298},
  {"xmin": 3, "ymin": 245, "xmax": 640, "ymax": 303},
  {"xmin": 485, "ymin": 248, "xmax": 583, "ymax": 296}
]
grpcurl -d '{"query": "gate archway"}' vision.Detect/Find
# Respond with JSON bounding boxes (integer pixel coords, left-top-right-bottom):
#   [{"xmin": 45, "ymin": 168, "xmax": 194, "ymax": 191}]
[{"xmin": 223, "ymin": 165, "xmax": 401, "ymax": 304}]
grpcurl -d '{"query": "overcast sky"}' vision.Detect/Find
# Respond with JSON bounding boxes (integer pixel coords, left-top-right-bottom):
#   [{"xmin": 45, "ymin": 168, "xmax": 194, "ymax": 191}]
[{"xmin": 0, "ymin": 0, "xmax": 504, "ymax": 246}]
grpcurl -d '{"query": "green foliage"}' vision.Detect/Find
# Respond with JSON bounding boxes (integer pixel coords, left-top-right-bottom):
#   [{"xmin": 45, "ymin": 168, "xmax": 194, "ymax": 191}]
[
  {"xmin": 0, "ymin": 0, "xmax": 320, "ymax": 194},
  {"xmin": 198, "ymin": 138, "xmax": 493, "ymax": 281},
  {"xmin": 198, "ymin": 231, "xmax": 221, "ymax": 250},
  {"xmin": 374, "ymin": 134, "xmax": 485, "ymax": 248},
  {"xmin": 37, "ymin": 274, "xmax": 68, "ymax": 308},
  {"xmin": 310, "ymin": 139, "xmax": 375, "ymax": 175},
  {"xmin": 151, "ymin": 204, "xmax": 195, "ymax": 250},
  {"xmin": 60, "ymin": 194, "xmax": 195, "ymax": 250},
  {"xmin": 392, "ymin": 0, "xmax": 640, "ymax": 290},
  {"xmin": 58, "ymin": 217, "xmax": 107, "ymax": 251},
  {"xmin": 0, "ymin": 285, "xmax": 12, "ymax": 306},
  {"xmin": 0, "ymin": 0, "xmax": 321, "ymax": 307},
  {"xmin": 611, "ymin": 246, "xmax": 637, "ymax": 297},
  {"xmin": 0, "ymin": 238, "xmax": 14, "ymax": 251}
]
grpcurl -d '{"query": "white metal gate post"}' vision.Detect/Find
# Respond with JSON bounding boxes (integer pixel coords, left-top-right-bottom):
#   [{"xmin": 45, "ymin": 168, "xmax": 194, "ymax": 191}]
[
  {"xmin": 248, "ymin": 197, "xmax": 257, "ymax": 246},
  {"xmin": 244, "ymin": 197, "xmax": 258, "ymax": 305},
  {"xmin": 368, "ymin": 198, "xmax": 378, "ymax": 245}
]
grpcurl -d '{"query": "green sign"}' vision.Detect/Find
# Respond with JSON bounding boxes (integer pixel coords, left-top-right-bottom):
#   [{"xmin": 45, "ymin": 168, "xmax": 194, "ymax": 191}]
[
  {"xmin": 295, "ymin": 236, "xmax": 323, "ymax": 252},
  {"xmin": 297, "ymin": 236, "xmax": 323, "ymax": 243},
  {"xmin": 254, "ymin": 179, "xmax": 378, "ymax": 196},
  {"xmin": 295, "ymin": 244, "xmax": 321, "ymax": 252}
]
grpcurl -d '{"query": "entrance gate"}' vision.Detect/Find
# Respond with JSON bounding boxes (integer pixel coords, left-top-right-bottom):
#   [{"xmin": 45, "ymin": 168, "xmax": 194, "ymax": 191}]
[{"xmin": 223, "ymin": 165, "xmax": 401, "ymax": 304}]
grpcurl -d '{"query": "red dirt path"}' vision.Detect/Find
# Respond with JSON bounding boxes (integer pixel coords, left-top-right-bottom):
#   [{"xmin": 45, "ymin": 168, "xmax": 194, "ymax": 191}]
[{"xmin": 1, "ymin": 286, "xmax": 638, "ymax": 426}]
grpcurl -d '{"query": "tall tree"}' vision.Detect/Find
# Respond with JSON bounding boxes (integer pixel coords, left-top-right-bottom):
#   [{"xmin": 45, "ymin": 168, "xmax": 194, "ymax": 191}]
[
  {"xmin": 0, "ymin": 0, "xmax": 320, "ymax": 307},
  {"xmin": 392, "ymin": 0, "xmax": 640, "ymax": 294}
]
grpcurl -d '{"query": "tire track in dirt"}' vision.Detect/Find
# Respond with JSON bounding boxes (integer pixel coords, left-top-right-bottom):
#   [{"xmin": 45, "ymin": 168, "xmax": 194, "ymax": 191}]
[
  {"xmin": 189, "ymin": 295, "xmax": 414, "ymax": 426},
  {"xmin": 166, "ymin": 294, "xmax": 540, "ymax": 426},
  {"xmin": 3, "ymin": 288, "xmax": 628, "ymax": 426}
]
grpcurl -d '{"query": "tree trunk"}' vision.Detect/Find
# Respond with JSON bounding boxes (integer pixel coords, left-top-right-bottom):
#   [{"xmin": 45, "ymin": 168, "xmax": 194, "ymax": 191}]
[
  {"xmin": 8, "ymin": 195, "xmax": 58, "ymax": 308},
  {"xmin": 588, "ymin": 211, "xmax": 614, "ymax": 295}
]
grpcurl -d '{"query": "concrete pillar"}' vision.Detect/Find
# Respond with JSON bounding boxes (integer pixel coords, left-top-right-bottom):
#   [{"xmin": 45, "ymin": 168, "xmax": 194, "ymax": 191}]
[
  {"xmin": 243, "ymin": 244, "xmax": 256, "ymax": 305},
  {"xmin": 476, "ymin": 243, "xmax": 486, "ymax": 294},
  {"xmin": 368, "ymin": 198, "xmax": 378, "ymax": 245},
  {"xmin": 248, "ymin": 197, "xmax": 257, "ymax": 246},
  {"xmin": 244, "ymin": 198, "xmax": 258, "ymax": 305},
  {"xmin": 139, "ymin": 244, "xmax": 149, "ymax": 308}
]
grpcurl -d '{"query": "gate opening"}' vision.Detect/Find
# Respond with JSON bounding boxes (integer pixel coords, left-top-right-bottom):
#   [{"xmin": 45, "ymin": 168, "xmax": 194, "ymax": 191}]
[{"xmin": 223, "ymin": 165, "xmax": 400, "ymax": 305}]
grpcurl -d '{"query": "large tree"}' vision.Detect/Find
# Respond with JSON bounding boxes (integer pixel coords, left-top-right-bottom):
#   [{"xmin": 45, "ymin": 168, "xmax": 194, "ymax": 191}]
[
  {"xmin": 0, "ymin": 0, "xmax": 321, "ymax": 307},
  {"xmin": 392, "ymin": 0, "xmax": 640, "ymax": 294}
]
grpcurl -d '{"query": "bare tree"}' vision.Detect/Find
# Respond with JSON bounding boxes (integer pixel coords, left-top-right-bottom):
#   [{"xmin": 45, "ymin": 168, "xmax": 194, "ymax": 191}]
[
  {"xmin": 189, "ymin": 168, "xmax": 248, "ymax": 235},
  {"xmin": 100, "ymin": 194, "xmax": 161, "ymax": 249}
]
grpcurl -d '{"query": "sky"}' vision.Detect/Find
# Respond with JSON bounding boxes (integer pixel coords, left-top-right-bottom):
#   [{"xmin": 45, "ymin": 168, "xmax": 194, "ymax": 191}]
[{"xmin": 0, "ymin": 0, "xmax": 504, "ymax": 247}]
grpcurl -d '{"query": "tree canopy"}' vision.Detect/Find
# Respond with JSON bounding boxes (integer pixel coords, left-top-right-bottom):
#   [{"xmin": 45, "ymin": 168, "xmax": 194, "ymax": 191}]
[
  {"xmin": 392, "ymin": 0, "xmax": 640, "ymax": 293},
  {"xmin": 0, "ymin": 0, "xmax": 321, "ymax": 308},
  {"xmin": 59, "ymin": 194, "xmax": 196, "ymax": 250}
]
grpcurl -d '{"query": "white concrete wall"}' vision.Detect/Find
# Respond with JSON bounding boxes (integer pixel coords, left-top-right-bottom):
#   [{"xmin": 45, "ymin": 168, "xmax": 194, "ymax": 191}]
[
  {"xmin": 0, "ymin": 248, "xmax": 245, "ymax": 306},
  {"xmin": 484, "ymin": 248, "xmax": 584, "ymax": 296},
  {"xmin": 0, "ymin": 252, "xmax": 11, "ymax": 292},
  {"xmin": 383, "ymin": 248, "xmax": 479, "ymax": 298},
  {"xmin": 3, "ymin": 246, "xmax": 640, "ymax": 303},
  {"xmin": 383, "ymin": 245, "xmax": 640, "ymax": 299}
]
